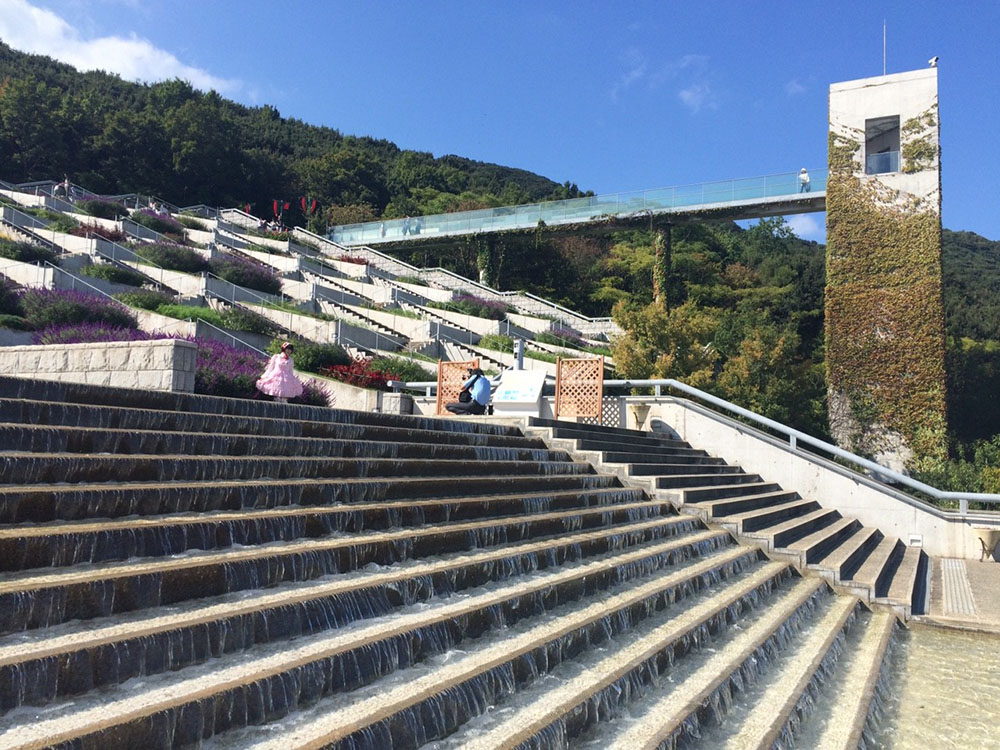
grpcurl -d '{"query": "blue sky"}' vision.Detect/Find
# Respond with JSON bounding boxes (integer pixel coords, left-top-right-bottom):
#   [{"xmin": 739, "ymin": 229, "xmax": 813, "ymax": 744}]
[{"xmin": 1, "ymin": 0, "xmax": 998, "ymax": 242}]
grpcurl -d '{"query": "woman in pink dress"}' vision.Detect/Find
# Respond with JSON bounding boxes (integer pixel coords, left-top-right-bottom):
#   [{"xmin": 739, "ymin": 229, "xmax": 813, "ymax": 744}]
[{"xmin": 256, "ymin": 341, "xmax": 304, "ymax": 402}]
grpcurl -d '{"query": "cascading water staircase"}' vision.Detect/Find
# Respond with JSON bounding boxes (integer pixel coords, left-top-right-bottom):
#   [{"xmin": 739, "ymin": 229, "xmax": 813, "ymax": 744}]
[
  {"xmin": 0, "ymin": 375, "xmax": 902, "ymax": 749},
  {"xmin": 527, "ymin": 418, "xmax": 929, "ymax": 620}
]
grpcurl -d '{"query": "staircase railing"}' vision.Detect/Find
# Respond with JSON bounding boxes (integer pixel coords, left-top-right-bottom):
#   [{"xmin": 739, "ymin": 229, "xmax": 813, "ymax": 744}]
[{"xmin": 391, "ymin": 375, "xmax": 1000, "ymax": 515}]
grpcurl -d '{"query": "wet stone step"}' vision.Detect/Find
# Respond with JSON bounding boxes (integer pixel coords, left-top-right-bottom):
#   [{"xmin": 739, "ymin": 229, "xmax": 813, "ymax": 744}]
[
  {"xmin": 807, "ymin": 610, "xmax": 898, "ymax": 750},
  {"xmin": 204, "ymin": 556, "xmax": 786, "ymax": 750},
  {"xmin": 0, "ymin": 509, "xmax": 698, "ymax": 633},
  {"xmin": 0, "ymin": 399, "xmax": 548, "ymax": 449},
  {"xmin": 0, "ymin": 528, "xmax": 733, "ymax": 710},
  {"xmin": 451, "ymin": 575, "xmax": 827, "ymax": 750},
  {"xmin": 690, "ymin": 594, "xmax": 859, "ymax": 749},
  {"xmin": 0, "ymin": 544, "xmax": 766, "ymax": 750},
  {"xmin": 0, "ymin": 473, "xmax": 623, "ymax": 524},
  {"xmin": 0, "ymin": 423, "xmax": 568, "ymax": 463},
  {"xmin": 0, "ymin": 375, "xmax": 524, "ymax": 438},
  {"xmin": 584, "ymin": 577, "xmax": 829, "ymax": 750},
  {"xmin": 0, "ymin": 486, "xmax": 650, "ymax": 571},
  {"xmin": 0, "ymin": 454, "xmax": 591, "ymax": 486}
]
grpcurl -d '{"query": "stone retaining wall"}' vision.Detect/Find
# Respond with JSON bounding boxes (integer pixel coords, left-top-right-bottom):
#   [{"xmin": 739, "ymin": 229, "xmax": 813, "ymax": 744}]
[{"xmin": 0, "ymin": 339, "xmax": 197, "ymax": 392}]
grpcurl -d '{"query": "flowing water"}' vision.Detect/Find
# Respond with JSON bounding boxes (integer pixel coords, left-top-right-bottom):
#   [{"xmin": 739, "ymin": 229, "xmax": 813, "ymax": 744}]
[{"xmin": 866, "ymin": 624, "xmax": 1000, "ymax": 750}]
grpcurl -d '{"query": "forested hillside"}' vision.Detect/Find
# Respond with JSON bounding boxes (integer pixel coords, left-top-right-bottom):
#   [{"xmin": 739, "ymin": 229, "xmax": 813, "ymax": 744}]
[
  {"xmin": 0, "ymin": 42, "xmax": 586, "ymax": 228},
  {"xmin": 1, "ymin": 42, "xmax": 998, "ymax": 487}
]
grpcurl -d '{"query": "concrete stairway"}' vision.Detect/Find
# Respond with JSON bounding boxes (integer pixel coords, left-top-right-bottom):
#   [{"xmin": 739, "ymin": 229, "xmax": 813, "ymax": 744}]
[
  {"xmin": 527, "ymin": 417, "xmax": 929, "ymax": 619},
  {"xmin": 0, "ymin": 377, "xmax": 899, "ymax": 749}
]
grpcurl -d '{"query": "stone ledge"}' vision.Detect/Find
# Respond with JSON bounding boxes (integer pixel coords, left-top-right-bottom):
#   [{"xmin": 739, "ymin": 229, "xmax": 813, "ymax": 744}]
[{"xmin": 0, "ymin": 339, "xmax": 198, "ymax": 393}]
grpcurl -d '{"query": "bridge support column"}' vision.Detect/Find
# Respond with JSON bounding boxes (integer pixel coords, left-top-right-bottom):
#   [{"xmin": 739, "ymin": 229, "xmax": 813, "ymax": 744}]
[
  {"xmin": 653, "ymin": 224, "xmax": 671, "ymax": 309},
  {"xmin": 825, "ymin": 68, "xmax": 947, "ymax": 470}
]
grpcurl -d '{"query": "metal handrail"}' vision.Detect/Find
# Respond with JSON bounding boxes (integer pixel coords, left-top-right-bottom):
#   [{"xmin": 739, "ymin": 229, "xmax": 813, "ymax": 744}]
[
  {"xmin": 333, "ymin": 318, "xmax": 404, "ymax": 354},
  {"xmin": 203, "ymin": 270, "xmax": 288, "ymax": 307},
  {"xmin": 391, "ymin": 375, "xmax": 1000, "ymax": 514},
  {"xmin": 192, "ymin": 317, "xmax": 268, "ymax": 356}
]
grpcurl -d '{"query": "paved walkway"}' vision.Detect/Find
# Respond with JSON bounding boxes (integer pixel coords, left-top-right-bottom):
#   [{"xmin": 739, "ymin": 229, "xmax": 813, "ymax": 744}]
[{"xmin": 926, "ymin": 557, "xmax": 1000, "ymax": 632}]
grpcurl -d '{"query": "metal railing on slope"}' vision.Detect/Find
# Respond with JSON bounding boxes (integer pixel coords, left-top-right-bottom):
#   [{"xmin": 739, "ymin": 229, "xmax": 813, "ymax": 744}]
[{"xmin": 391, "ymin": 375, "xmax": 1000, "ymax": 515}]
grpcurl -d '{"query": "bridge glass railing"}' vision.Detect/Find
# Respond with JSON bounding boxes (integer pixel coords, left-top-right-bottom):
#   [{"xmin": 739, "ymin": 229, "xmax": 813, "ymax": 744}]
[{"xmin": 330, "ymin": 168, "xmax": 828, "ymax": 245}]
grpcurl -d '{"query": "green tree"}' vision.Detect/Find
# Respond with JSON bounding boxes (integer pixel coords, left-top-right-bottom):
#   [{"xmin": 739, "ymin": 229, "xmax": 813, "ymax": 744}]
[
  {"xmin": 612, "ymin": 300, "xmax": 721, "ymax": 387},
  {"xmin": 0, "ymin": 76, "xmax": 67, "ymax": 178}
]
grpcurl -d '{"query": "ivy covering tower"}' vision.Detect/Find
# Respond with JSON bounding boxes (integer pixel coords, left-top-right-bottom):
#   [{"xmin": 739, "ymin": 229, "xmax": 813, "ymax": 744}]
[{"xmin": 825, "ymin": 68, "xmax": 948, "ymax": 469}]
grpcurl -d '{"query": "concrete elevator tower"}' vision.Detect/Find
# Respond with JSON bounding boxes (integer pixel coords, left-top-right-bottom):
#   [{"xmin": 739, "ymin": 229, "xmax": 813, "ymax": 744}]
[{"xmin": 825, "ymin": 67, "xmax": 947, "ymax": 470}]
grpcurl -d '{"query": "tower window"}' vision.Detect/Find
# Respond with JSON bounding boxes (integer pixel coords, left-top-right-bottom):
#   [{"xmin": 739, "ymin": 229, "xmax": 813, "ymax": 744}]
[{"xmin": 865, "ymin": 116, "xmax": 900, "ymax": 174}]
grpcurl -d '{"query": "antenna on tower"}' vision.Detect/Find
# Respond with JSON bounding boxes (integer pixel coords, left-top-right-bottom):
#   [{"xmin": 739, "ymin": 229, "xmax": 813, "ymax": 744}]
[{"xmin": 883, "ymin": 20, "xmax": 886, "ymax": 75}]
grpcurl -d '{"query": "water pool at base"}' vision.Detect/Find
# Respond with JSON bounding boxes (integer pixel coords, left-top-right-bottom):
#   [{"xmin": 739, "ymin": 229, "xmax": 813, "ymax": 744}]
[{"xmin": 871, "ymin": 624, "xmax": 1000, "ymax": 750}]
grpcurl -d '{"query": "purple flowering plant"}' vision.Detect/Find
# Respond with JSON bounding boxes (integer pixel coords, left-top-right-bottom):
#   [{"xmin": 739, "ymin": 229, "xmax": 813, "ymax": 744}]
[
  {"xmin": 134, "ymin": 242, "xmax": 210, "ymax": 273},
  {"xmin": 133, "ymin": 208, "xmax": 185, "ymax": 235},
  {"xmin": 209, "ymin": 252, "xmax": 282, "ymax": 295},
  {"xmin": 29, "ymin": 320, "xmax": 326, "ymax": 404},
  {"xmin": 18, "ymin": 288, "xmax": 138, "ymax": 330}
]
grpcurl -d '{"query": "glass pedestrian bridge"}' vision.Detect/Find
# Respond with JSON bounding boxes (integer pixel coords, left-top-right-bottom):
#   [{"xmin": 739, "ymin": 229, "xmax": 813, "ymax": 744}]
[{"xmin": 330, "ymin": 168, "xmax": 827, "ymax": 246}]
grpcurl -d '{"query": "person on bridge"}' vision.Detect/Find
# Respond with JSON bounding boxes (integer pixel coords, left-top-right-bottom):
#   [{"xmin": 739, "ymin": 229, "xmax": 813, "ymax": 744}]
[{"xmin": 799, "ymin": 168, "xmax": 811, "ymax": 193}]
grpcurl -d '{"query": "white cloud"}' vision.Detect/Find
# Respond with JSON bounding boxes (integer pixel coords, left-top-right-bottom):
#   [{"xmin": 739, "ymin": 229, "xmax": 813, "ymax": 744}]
[
  {"xmin": 0, "ymin": 0, "xmax": 239, "ymax": 93},
  {"xmin": 678, "ymin": 82, "xmax": 715, "ymax": 113},
  {"xmin": 610, "ymin": 47, "xmax": 647, "ymax": 102},
  {"xmin": 785, "ymin": 78, "xmax": 806, "ymax": 96},
  {"xmin": 785, "ymin": 213, "xmax": 826, "ymax": 242}
]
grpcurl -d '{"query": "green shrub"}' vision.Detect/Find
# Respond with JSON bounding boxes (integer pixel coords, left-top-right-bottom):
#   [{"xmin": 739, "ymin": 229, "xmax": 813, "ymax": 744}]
[
  {"xmin": 218, "ymin": 306, "xmax": 280, "ymax": 336},
  {"xmin": 114, "ymin": 289, "xmax": 175, "ymax": 311},
  {"xmin": 526, "ymin": 349, "xmax": 558, "ymax": 363},
  {"xmin": 48, "ymin": 215, "xmax": 78, "ymax": 233},
  {"xmin": 262, "ymin": 301, "xmax": 337, "ymax": 322},
  {"xmin": 428, "ymin": 294, "xmax": 511, "ymax": 321},
  {"xmin": 374, "ymin": 305, "xmax": 422, "ymax": 320},
  {"xmin": 177, "ymin": 215, "xmax": 209, "ymax": 231},
  {"xmin": 535, "ymin": 330, "xmax": 586, "ymax": 349},
  {"xmin": 0, "ymin": 275, "xmax": 22, "ymax": 315},
  {"xmin": 132, "ymin": 209, "xmax": 184, "ymax": 235},
  {"xmin": 370, "ymin": 355, "xmax": 435, "ymax": 382},
  {"xmin": 209, "ymin": 253, "xmax": 282, "ymax": 295},
  {"xmin": 0, "ymin": 239, "xmax": 58, "ymax": 264},
  {"xmin": 479, "ymin": 334, "xmax": 514, "ymax": 353},
  {"xmin": 134, "ymin": 243, "xmax": 209, "ymax": 273},
  {"xmin": 155, "ymin": 304, "xmax": 226, "ymax": 327},
  {"xmin": 267, "ymin": 338, "xmax": 350, "ymax": 374},
  {"xmin": 0, "ymin": 313, "xmax": 31, "ymax": 330},
  {"xmin": 395, "ymin": 275, "xmax": 427, "ymax": 287},
  {"xmin": 80, "ymin": 263, "xmax": 147, "ymax": 287},
  {"xmin": 77, "ymin": 199, "xmax": 128, "ymax": 219}
]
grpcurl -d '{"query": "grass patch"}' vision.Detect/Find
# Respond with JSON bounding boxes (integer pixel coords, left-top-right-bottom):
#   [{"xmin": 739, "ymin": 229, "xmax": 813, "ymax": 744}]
[{"xmin": 80, "ymin": 263, "xmax": 147, "ymax": 287}]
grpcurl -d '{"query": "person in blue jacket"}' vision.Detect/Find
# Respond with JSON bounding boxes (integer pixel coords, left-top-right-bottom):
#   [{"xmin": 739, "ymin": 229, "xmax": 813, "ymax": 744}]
[{"xmin": 446, "ymin": 367, "xmax": 491, "ymax": 415}]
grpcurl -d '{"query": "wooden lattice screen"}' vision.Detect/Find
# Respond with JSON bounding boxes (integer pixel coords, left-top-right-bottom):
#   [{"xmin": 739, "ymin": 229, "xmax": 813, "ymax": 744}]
[
  {"xmin": 554, "ymin": 357, "xmax": 605, "ymax": 419},
  {"xmin": 435, "ymin": 358, "xmax": 479, "ymax": 415}
]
